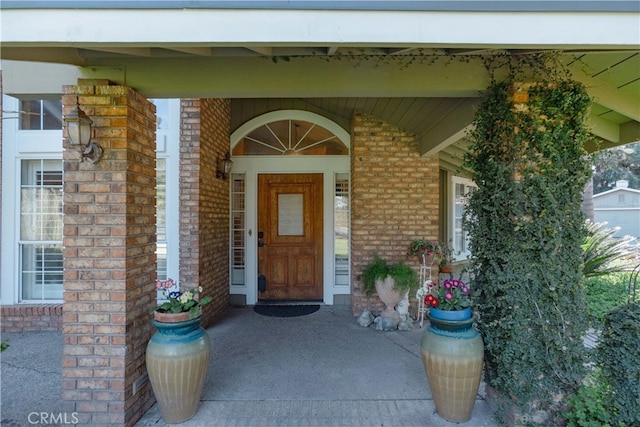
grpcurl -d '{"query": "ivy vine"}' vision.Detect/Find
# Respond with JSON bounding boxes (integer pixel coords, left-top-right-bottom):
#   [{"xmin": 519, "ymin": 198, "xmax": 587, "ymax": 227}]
[{"xmin": 463, "ymin": 68, "xmax": 594, "ymax": 422}]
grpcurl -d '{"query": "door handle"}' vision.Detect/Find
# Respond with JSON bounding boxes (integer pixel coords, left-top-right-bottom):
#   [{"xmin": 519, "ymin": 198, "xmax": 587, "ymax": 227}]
[{"xmin": 258, "ymin": 240, "xmax": 265, "ymax": 247}]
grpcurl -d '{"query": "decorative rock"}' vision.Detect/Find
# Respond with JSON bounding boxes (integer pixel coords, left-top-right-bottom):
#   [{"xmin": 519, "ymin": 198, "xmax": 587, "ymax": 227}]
[
  {"xmin": 397, "ymin": 320, "xmax": 412, "ymax": 331},
  {"xmin": 357, "ymin": 310, "xmax": 374, "ymax": 327},
  {"xmin": 374, "ymin": 315, "xmax": 399, "ymax": 331}
]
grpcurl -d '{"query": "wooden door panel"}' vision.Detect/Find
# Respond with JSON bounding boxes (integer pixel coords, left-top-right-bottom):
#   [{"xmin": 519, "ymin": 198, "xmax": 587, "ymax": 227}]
[
  {"xmin": 266, "ymin": 256, "xmax": 288, "ymax": 288},
  {"xmin": 258, "ymin": 174, "xmax": 323, "ymax": 300},
  {"xmin": 292, "ymin": 255, "xmax": 314, "ymax": 287}
]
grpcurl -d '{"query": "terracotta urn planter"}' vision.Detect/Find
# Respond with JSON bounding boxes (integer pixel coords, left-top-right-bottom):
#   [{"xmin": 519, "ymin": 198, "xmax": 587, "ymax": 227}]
[
  {"xmin": 146, "ymin": 311, "xmax": 211, "ymax": 424},
  {"xmin": 421, "ymin": 308, "xmax": 484, "ymax": 423}
]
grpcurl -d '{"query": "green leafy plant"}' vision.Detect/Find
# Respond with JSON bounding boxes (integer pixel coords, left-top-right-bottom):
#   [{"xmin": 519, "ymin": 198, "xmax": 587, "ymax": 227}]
[
  {"xmin": 598, "ymin": 302, "xmax": 640, "ymax": 426},
  {"xmin": 463, "ymin": 77, "xmax": 593, "ymax": 421},
  {"xmin": 360, "ymin": 254, "xmax": 418, "ymax": 295},
  {"xmin": 407, "ymin": 239, "xmax": 445, "ymax": 265},
  {"xmin": 583, "ymin": 273, "xmax": 631, "ymax": 325},
  {"xmin": 437, "ymin": 240, "xmax": 455, "ymax": 267},
  {"xmin": 564, "ymin": 369, "xmax": 617, "ymax": 427},
  {"xmin": 150, "ymin": 278, "xmax": 213, "ymax": 318},
  {"xmin": 582, "ymin": 220, "xmax": 636, "ymax": 278},
  {"xmin": 1, "ymin": 342, "xmax": 8, "ymax": 352}
]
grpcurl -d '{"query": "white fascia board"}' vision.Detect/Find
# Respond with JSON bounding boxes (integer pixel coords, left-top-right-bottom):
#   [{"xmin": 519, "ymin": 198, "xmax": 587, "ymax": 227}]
[
  {"xmin": 0, "ymin": 60, "xmax": 83, "ymax": 96},
  {"xmin": 1, "ymin": 10, "xmax": 639, "ymax": 48}
]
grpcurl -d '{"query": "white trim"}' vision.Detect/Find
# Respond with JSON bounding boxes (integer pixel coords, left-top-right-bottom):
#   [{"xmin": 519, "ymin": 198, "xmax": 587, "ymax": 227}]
[
  {"xmin": 232, "ymin": 156, "xmax": 350, "ymax": 305},
  {"xmin": 593, "ymin": 207, "xmax": 640, "ymax": 211},
  {"xmin": 153, "ymin": 99, "xmax": 181, "ymax": 281},
  {"xmin": 3, "ymin": 10, "xmax": 639, "ymax": 48},
  {"xmin": 230, "ymin": 110, "xmax": 350, "ymax": 305},
  {"xmin": 593, "ymin": 187, "xmax": 640, "ymax": 198},
  {"xmin": 1, "ymin": 95, "xmax": 64, "ymax": 305},
  {"xmin": 230, "ymin": 110, "xmax": 350, "ymax": 150},
  {"xmin": 449, "ymin": 175, "xmax": 477, "ymax": 262}
]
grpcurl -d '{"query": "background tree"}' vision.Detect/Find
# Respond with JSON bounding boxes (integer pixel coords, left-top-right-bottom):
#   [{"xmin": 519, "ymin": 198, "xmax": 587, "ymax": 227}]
[{"xmin": 592, "ymin": 141, "xmax": 640, "ymax": 193}]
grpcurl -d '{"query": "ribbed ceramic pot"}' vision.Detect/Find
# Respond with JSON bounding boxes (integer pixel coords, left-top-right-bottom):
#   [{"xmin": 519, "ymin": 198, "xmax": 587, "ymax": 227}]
[
  {"xmin": 374, "ymin": 276, "xmax": 403, "ymax": 321},
  {"xmin": 421, "ymin": 309, "xmax": 484, "ymax": 423},
  {"xmin": 146, "ymin": 314, "xmax": 211, "ymax": 424}
]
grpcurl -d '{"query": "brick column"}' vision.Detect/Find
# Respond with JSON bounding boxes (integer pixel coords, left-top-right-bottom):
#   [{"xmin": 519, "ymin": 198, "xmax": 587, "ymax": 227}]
[
  {"xmin": 350, "ymin": 112, "xmax": 440, "ymax": 315},
  {"xmin": 61, "ymin": 81, "xmax": 156, "ymax": 425},
  {"xmin": 179, "ymin": 99, "xmax": 231, "ymax": 327}
]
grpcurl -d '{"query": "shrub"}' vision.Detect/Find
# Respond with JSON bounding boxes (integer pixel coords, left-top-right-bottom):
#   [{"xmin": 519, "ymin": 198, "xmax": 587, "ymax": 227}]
[
  {"xmin": 597, "ymin": 302, "xmax": 640, "ymax": 426},
  {"xmin": 583, "ymin": 273, "xmax": 630, "ymax": 325},
  {"xmin": 464, "ymin": 78, "xmax": 592, "ymax": 420},
  {"xmin": 582, "ymin": 220, "xmax": 636, "ymax": 278},
  {"xmin": 564, "ymin": 369, "xmax": 617, "ymax": 427}
]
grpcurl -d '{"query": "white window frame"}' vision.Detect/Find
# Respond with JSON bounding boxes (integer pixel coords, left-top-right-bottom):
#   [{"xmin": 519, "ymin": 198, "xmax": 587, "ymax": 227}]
[
  {"xmin": 153, "ymin": 99, "xmax": 181, "ymax": 285},
  {"xmin": 1, "ymin": 95, "xmax": 64, "ymax": 304},
  {"xmin": 449, "ymin": 175, "xmax": 477, "ymax": 262}
]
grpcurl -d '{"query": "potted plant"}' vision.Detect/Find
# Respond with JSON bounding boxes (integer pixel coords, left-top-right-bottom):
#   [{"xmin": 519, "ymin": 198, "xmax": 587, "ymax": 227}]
[
  {"xmin": 407, "ymin": 239, "xmax": 443, "ymax": 266},
  {"xmin": 361, "ymin": 254, "xmax": 418, "ymax": 323},
  {"xmin": 420, "ymin": 277, "xmax": 484, "ymax": 423},
  {"xmin": 437, "ymin": 241, "xmax": 455, "ymax": 273},
  {"xmin": 146, "ymin": 278, "xmax": 213, "ymax": 424},
  {"xmin": 149, "ymin": 278, "xmax": 213, "ymax": 321}
]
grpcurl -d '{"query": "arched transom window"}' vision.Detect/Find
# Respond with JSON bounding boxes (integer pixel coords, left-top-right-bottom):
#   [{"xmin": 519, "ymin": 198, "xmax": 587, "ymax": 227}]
[{"xmin": 233, "ymin": 118, "xmax": 348, "ymax": 156}]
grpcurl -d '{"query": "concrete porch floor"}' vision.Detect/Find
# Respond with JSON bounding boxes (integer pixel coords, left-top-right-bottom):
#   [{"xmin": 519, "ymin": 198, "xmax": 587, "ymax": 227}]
[{"xmin": 1, "ymin": 305, "xmax": 498, "ymax": 426}]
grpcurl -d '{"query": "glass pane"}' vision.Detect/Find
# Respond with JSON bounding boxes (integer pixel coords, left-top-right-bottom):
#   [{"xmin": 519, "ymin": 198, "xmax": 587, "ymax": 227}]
[
  {"xmin": 156, "ymin": 158, "xmax": 167, "ymax": 269},
  {"xmin": 42, "ymin": 100, "xmax": 63, "ymax": 130},
  {"xmin": 231, "ymin": 174, "xmax": 246, "ymax": 286},
  {"xmin": 20, "ymin": 100, "xmax": 41, "ymax": 130},
  {"xmin": 156, "ymin": 243, "xmax": 167, "ymax": 281},
  {"xmin": 152, "ymin": 99, "xmax": 170, "ymax": 130},
  {"xmin": 278, "ymin": 194, "xmax": 304, "ymax": 236},
  {"xmin": 335, "ymin": 174, "xmax": 350, "ymax": 287},
  {"xmin": 233, "ymin": 119, "xmax": 347, "ymax": 156},
  {"xmin": 21, "ymin": 243, "xmax": 63, "ymax": 300},
  {"xmin": 20, "ymin": 160, "xmax": 63, "ymax": 241}
]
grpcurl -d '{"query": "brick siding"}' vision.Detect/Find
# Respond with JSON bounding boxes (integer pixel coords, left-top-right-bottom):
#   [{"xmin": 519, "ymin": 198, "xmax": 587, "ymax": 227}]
[
  {"xmin": 1, "ymin": 304, "xmax": 63, "ymax": 332},
  {"xmin": 0, "ymin": 71, "xmax": 3, "ymax": 273},
  {"xmin": 179, "ymin": 99, "xmax": 231, "ymax": 328},
  {"xmin": 61, "ymin": 81, "xmax": 157, "ymax": 426},
  {"xmin": 350, "ymin": 112, "xmax": 440, "ymax": 315}
]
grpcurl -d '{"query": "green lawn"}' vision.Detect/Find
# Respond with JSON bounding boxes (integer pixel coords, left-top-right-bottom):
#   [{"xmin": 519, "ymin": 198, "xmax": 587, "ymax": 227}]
[{"xmin": 584, "ymin": 272, "xmax": 636, "ymax": 325}]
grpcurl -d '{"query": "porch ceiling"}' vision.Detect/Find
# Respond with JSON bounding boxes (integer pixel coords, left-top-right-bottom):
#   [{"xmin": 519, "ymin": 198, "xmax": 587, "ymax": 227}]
[{"xmin": 1, "ymin": 8, "xmax": 638, "ymax": 153}]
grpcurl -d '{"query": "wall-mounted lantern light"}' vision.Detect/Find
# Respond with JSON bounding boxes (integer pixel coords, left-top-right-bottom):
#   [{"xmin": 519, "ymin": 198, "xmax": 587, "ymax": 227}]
[
  {"xmin": 63, "ymin": 104, "xmax": 104, "ymax": 164},
  {"xmin": 216, "ymin": 151, "xmax": 233, "ymax": 180}
]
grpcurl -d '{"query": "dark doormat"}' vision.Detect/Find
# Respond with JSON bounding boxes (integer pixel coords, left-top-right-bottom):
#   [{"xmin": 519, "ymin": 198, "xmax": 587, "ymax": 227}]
[{"xmin": 253, "ymin": 304, "xmax": 320, "ymax": 317}]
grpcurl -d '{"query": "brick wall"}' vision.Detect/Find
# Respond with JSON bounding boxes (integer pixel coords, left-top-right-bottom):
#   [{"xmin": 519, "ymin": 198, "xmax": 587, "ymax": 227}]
[
  {"xmin": 61, "ymin": 81, "xmax": 157, "ymax": 426},
  {"xmin": 350, "ymin": 112, "xmax": 440, "ymax": 315},
  {"xmin": 179, "ymin": 99, "xmax": 231, "ymax": 328},
  {"xmin": 0, "ymin": 70, "xmax": 3, "ymax": 275},
  {"xmin": 1, "ymin": 304, "xmax": 63, "ymax": 332}
]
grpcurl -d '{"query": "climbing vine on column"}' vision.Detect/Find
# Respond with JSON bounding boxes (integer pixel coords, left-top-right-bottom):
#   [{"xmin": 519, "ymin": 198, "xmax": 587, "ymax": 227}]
[{"xmin": 464, "ymin": 78, "xmax": 593, "ymax": 420}]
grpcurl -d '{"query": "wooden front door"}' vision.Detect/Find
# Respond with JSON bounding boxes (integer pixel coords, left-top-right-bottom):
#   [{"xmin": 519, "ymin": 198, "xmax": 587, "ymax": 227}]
[{"xmin": 257, "ymin": 174, "xmax": 323, "ymax": 300}]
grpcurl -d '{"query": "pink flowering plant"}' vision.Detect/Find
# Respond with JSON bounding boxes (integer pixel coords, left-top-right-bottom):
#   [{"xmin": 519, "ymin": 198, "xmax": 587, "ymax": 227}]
[
  {"xmin": 424, "ymin": 278, "xmax": 471, "ymax": 311},
  {"xmin": 150, "ymin": 278, "xmax": 212, "ymax": 318}
]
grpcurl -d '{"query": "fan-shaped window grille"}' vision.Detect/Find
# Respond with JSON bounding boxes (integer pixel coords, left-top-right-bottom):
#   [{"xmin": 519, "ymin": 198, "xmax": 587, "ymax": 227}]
[{"xmin": 233, "ymin": 119, "xmax": 348, "ymax": 156}]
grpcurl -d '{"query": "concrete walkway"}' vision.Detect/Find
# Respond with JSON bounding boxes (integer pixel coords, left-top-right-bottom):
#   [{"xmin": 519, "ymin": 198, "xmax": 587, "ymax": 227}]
[{"xmin": 1, "ymin": 305, "xmax": 498, "ymax": 426}]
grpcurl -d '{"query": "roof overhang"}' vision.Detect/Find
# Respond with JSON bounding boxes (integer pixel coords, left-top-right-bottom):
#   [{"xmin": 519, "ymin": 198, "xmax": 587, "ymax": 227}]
[{"xmin": 1, "ymin": 4, "xmax": 639, "ymax": 153}]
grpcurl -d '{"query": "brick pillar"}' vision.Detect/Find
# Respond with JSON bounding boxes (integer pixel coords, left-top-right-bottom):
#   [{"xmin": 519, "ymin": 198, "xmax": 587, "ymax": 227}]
[
  {"xmin": 61, "ymin": 81, "xmax": 157, "ymax": 426},
  {"xmin": 350, "ymin": 112, "xmax": 440, "ymax": 315},
  {"xmin": 0, "ymin": 70, "xmax": 3, "ymax": 264},
  {"xmin": 179, "ymin": 98, "xmax": 231, "ymax": 328}
]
